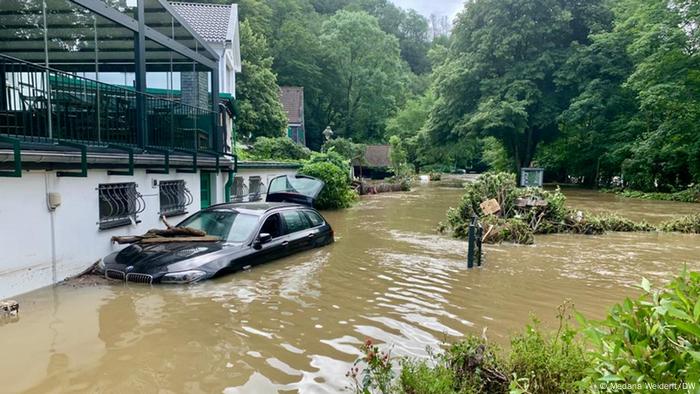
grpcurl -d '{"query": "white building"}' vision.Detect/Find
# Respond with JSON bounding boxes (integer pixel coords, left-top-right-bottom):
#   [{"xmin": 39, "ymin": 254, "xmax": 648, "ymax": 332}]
[{"xmin": 0, "ymin": 0, "xmax": 297, "ymax": 299}]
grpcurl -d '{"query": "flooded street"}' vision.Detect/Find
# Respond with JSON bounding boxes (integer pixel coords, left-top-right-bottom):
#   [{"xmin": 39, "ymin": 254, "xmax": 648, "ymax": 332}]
[{"xmin": 2, "ymin": 185, "xmax": 699, "ymax": 393}]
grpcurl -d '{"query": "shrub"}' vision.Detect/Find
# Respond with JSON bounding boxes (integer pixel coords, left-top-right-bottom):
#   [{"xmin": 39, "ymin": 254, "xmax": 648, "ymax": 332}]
[
  {"xmin": 579, "ymin": 272, "xmax": 700, "ymax": 389},
  {"xmin": 400, "ymin": 337, "xmax": 509, "ymax": 394},
  {"xmin": 349, "ymin": 338, "xmax": 395, "ymax": 394},
  {"xmin": 618, "ymin": 185, "xmax": 700, "ymax": 203},
  {"xmin": 659, "ymin": 214, "xmax": 700, "ymax": 234},
  {"xmin": 323, "ymin": 137, "xmax": 365, "ymax": 161},
  {"xmin": 249, "ymin": 136, "xmax": 311, "ymax": 161},
  {"xmin": 299, "ymin": 152, "xmax": 357, "ymax": 210},
  {"xmin": 508, "ymin": 302, "xmax": 588, "ymax": 393}
]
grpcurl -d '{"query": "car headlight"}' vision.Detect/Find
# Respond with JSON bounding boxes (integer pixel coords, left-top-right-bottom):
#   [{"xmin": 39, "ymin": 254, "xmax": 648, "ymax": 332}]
[
  {"xmin": 95, "ymin": 258, "xmax": 106, "ymax": 274},
  {"xmin": 160, "ymin": 270, "xmax": 207, "ymax": 284}
]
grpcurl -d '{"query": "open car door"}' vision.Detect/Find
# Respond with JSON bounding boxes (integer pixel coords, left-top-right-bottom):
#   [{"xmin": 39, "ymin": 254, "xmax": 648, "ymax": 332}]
[{"xmin": 266, "ymin": 175, "xmax": 325, "ymax": 207}]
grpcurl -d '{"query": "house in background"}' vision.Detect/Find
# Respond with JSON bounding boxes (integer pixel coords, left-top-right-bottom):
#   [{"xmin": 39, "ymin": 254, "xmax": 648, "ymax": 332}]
[
  {"xmin": 279, "ymin": 86, "xmax": 306, "ymax": 146},
  {"xmin": 170, "ymin": 1, "xmax": 241, "ymax": 154},
  {"xmin": 353, "ymin": 144, "xmax": 393, "ymax": 179}
]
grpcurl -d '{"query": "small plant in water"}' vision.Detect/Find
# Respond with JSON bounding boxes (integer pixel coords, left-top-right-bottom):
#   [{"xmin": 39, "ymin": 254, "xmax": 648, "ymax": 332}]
[{"xmin": 348, "ymin": 338, "xmax": 395, "ymax": 394}]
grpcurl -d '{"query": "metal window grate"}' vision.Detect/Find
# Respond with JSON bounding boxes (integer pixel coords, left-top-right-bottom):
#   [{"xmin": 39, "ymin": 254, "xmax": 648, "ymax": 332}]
[
  {"xmin": 159, "ymin": 180, "xmax": 193, "ymax": 217},
  {"xmin": 231, "ymin": 176, "xmax": 247, "ymax": 202},
  {"xmin": 248, "ymin": 176, "xmax": 265, "ymax": 202},
  {"xmin": 98, "ymin": 182, "xmax": 145, "ymax": 230}
]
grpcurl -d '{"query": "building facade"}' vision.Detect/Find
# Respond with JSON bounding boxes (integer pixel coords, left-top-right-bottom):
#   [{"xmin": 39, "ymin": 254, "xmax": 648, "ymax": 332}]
[{"xmin": 0, "ymin": 0, "xmax": 295, "ymax": 298}]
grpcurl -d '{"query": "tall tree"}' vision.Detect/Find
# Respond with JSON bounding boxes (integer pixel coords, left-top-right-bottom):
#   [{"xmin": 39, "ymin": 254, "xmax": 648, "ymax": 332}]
[
  {"xmin": 426, "ymin": 0, "xmax": 609, "ymax": 174},
  {"xmin": 236, "ymin": 20, "xmax": 287, "ymax": 140},
  {"xmin": 320, "ymin": 10, "xmax": 405, "ymax": 141}
]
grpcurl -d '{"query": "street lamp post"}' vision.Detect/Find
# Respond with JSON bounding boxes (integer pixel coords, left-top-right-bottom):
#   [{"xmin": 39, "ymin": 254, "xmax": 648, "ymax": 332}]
[{"xmin": 322, "ymin": 126, "xmax": 334, "ymax": 142}]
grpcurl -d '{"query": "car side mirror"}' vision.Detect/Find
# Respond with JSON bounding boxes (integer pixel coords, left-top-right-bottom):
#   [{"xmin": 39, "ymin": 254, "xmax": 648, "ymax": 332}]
[{"xmin": 254, "ymin": 233, "xmax": 272, "ymax": 249}]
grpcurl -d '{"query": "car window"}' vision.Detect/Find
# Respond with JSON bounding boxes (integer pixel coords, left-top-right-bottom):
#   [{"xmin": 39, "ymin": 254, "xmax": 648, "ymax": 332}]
[
  {"xmin": 281, "ymin": 210, "xmax": 309, "ymax": 234},
  {"xmin": 178, "ymin": 211, "xmax": 258, "ymax": 243},
  {"xmin": 260, "ymin": 214, "xmax": 282, "ymax": 238},
  {"xmin": 268, "ymin": 175, "xmax": 324, "ymax": 198},
  {"xmin": 304, "ymin": 210, "xmax": 324, "ymax": 227}
]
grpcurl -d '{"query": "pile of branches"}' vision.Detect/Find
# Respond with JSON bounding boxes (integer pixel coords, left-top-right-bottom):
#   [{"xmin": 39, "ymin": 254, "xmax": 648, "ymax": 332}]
[
  {"xmin": 439, "ymin": 173, "xmax": 660, "ymax": 245},
  {"xmin": 111, "ymin": 216, "xmax": 219, "ymax": 244}
]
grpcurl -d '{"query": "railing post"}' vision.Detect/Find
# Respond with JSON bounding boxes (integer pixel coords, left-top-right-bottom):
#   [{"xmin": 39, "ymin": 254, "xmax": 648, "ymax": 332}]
[
  {"xmin": 211, "ymin": 69, "xmax": 220, "ymax": 152},
  {"xmin": 467, "ymin": 214, "xmax": 476, "ymax": 268},
  {"xmin": 134, "ymin": 0, "xmax": 147, "ymax": 147}
]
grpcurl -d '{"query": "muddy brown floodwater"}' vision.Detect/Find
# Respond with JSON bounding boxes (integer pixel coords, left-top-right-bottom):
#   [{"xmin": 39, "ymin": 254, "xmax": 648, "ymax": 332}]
[{"xmin": 1, "ymin": 185, "xmax": 699, "ymax": 393}]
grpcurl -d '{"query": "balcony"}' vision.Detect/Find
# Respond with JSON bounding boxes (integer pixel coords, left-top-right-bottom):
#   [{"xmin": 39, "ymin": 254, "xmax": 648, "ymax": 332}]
[{"xmin": 0, "ymin": 53, "xmax": 217, "ymax": 152}]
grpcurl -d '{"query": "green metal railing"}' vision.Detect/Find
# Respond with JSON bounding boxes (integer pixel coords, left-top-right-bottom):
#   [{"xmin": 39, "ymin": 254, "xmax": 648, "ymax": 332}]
[{"xmin": 0, "ymin": 53, "xmax": 216, "ymax": 151}]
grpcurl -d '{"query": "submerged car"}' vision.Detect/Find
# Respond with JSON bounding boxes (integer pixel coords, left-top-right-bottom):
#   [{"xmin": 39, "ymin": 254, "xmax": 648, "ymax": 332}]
[{"xmin": 98, "ymin": 175, "xmax": 333, "ymax": 284}]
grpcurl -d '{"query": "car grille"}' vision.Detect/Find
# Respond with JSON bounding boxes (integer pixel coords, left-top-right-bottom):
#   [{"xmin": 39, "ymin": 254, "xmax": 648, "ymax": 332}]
[
  {"xmin": 105, "ymin": 269, "xmax": 125, "ymax": 281},
  {"xmin": 126, "ymin": 273, "xmax": 153, "ymax": 284}
]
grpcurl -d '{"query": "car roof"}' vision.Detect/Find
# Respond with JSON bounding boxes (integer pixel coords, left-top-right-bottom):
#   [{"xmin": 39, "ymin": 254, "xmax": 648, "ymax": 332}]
[{"xmin": 203, "ymin": 202, "xmax": 304, "ymax": 215}]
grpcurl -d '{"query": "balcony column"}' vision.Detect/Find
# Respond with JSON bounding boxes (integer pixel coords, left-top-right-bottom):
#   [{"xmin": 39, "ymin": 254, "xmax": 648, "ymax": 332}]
[
  {"xmin": 134, "ymin": 0, "xmax": 148, "ymax": 147},
  {"xmin": 211, "ymin": 68, "xmax": 221, "ymax": 153}
]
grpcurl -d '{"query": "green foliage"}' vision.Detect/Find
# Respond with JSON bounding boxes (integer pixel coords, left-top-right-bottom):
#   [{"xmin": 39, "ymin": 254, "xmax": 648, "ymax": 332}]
[
  {"xmin": 352, "ymin": 276, "xmax": 700, "ymax": 393},
  {"xmin": 299, "ymin": 151, "xmax": 357, "ymax": 209},
  {"xmin": 579, "ymin": 272, "xmax": 700, "ymax": 388},
  {"xmin": 426, "ymin": 0, "xmax": 610, "ymax": 171},
  {"xmin": 397, "ymin": 303, "xmax": 587, "ymax": 394},
  {"xmin": 659, "ymin": 214, "xmax": 700, "ymax": 234},
  {"xmin": 480, "ymin": 137, "xmax": 513, "ymax": 173},
  {"xmin": 322, "ymin": 137, "xmax": 366, "ymax": 162},
  {"xmin": 349, "ymin": 338, "xmax": 395, "ymax": 394},
  {"xmin": 320, "ymin": 10, "xmax": 406, "ymax": 141},
  {"xmin": 616, "ymin": 186, "xmax": 700, "ymax": 203},
  {"xmin": 249, "ymin": 137, "xmax": 311, "ymax": 161},
  {"xmin": 509, "ymin": 303, "xmax": 589, "ymax": 393},
  {"xmin": 236, "ymin": 21, "xmax": 287, "ymax": 141}
]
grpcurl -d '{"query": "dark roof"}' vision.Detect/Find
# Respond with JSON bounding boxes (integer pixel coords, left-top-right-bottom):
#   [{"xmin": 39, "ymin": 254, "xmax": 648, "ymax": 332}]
[
  {"xmin": 170, "ymin": 2, "xmax": 236, "ymax": 42},
  {"xmin": 360, "ymin": 145, "xmax": 392, "ymax": 168},
  {"xmin": 205, "ymin": 202, "xmax": 299, "ymax": 215},
  {"xmin": 279, "ymin": 87, "xmax": 304, "ymax": 125}
]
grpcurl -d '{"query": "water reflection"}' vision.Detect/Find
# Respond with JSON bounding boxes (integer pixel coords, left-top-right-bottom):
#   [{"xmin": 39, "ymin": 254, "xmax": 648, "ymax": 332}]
[{"xmin": 1, "ymin": 186, "xmax": 699, "ymax": 393}]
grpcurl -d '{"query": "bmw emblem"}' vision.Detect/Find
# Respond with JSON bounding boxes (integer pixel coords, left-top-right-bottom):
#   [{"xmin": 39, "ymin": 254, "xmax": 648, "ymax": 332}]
[{"xmin": 126, "ymin": 266, "xmax": 134, "ymax": 272}]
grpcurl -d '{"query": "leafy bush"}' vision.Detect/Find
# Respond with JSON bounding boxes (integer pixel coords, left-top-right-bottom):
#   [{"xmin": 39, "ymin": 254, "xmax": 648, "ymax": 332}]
[
  {"xmin": 397, "ymin": 303, "xmax": 587, "ymax": 394},
  {"xmin": 349, "ymin": 339, "xmax": 395, "ymax": 394},
  {"xmin": 323, "ymin": 137, "xmax": 365, "ymax": 161},
  {"xmin": 617, "ymin": 185, "xmax": 700, "ymax": 203},
  {"xmin": 659, "ymin": 214, "xmax": 700, "ymax": 234},
  {"xmin": 509, "ymin": 303, "xmax": 588, "ymax": 393},
  {"xmin": 249, "ymin": 137, "xmax": 311, "ymax": 161},
  {"xmin": 299, "ymin": 152, "xmax": 357, "ymax": 210},
  {"xmin": 579, "ymin": 272, "xmax": 700, "ymax": 388},
  {"xmin": 429, "ymin": 172, "xmax": 442, "ymax": 181},
  {"xmin": 400, "ymin": 337, "xmax": 508, "ymax": 394}
]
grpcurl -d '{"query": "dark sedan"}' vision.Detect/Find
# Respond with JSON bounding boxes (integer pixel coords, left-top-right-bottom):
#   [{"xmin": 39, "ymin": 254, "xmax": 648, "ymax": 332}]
[{"xmin": 98, "ymin": 175, "xmax": 334, "ymax": 284}]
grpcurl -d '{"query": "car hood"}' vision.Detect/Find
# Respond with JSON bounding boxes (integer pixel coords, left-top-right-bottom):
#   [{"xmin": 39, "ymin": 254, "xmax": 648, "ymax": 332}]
[{"xmin": 112, "ymin": 242, "xmax": 225, "ymax": 272}]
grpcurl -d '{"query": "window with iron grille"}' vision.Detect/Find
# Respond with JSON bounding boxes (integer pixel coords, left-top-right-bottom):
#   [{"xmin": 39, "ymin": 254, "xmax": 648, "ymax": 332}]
[
  {"xmin": 159, "ymin": 180, "xmax": 193, "ymax": 217},
  {"xmin": 231, "ymin": 176, "xmax": 246, "ymax": 202},
  {"xmin": 98, "ymin": 183, "xmax": 145, "ymax": 230},
  {"xmin": 249, "ymin": 176, "xmax": 264, "ymax": 201}
]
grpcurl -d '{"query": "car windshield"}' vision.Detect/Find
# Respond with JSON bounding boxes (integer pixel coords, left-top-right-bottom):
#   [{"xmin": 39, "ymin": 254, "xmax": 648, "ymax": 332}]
[
  {"xmin": 178, "ymin": 211, "xmax": 259, "ymax": 243},
  {"xmin": 268, "ymin": 175, "xmax": 324, "ymax": 198}
]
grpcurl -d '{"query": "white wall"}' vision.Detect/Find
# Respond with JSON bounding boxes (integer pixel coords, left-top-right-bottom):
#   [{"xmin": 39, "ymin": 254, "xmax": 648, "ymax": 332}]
[
  {"xmin": 0, "ymin": 166, "xmax": 298, "ymax": 298},
  {"xmin": 0, "ymin": 169, "xmax": 200, "ymax": 298}
]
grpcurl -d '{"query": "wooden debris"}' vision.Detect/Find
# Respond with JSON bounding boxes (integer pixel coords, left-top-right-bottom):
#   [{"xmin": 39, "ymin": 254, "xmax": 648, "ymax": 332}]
[
  {"xmin": 480, "ymin": 199, "xmax": 501, "ymax": 216},
  {"xmin": 138, "ymin": 236, "xmax": 221, "ymax": 243},
  {"xmin": 514, "ymin": 197, "xmax": 548, "ymax": 208},
  {"xmin": 111, "ymin": 227, "xmax": 210, "ymax": 245}
]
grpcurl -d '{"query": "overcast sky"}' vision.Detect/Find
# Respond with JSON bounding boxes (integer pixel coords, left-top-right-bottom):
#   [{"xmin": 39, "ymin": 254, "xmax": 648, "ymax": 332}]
[{"xmin": 390, "ymin": 0, "xmax": 464, "ymax": 18}]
